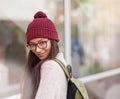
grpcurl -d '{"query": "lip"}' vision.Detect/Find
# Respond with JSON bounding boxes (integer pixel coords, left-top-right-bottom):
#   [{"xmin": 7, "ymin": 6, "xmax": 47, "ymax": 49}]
[{"xmin": 38, "ymin": 53, "xmax": 45, "ymax": 57}]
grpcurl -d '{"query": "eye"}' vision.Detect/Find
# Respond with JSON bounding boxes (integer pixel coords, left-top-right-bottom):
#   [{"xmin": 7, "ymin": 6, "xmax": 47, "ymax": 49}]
[
  {"xmin": 37, "ymin": 41, "xmax": 47, "ymax": 49},
  {"xmin": 27, "ymin": 44, "xmax": 36, "ymax": 50},
  {"xmin": 30, "ymin": 44, "xmax": 36, "ymax": 47},
  {"xmin": 39, "ymin": 41, "xmax": 46, "ymax": 46}
]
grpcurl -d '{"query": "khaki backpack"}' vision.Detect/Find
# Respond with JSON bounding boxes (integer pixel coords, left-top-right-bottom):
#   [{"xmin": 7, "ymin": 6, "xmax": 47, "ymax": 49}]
[{"xmin": 54, "ymin": 58, "xmax": 89, "ymax": 99}]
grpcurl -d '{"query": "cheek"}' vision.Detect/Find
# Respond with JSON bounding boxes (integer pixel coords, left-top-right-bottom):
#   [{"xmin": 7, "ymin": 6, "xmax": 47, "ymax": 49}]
[{"xmin": 46, "ymin": 43, "xmax": 51, "ymax": 53}]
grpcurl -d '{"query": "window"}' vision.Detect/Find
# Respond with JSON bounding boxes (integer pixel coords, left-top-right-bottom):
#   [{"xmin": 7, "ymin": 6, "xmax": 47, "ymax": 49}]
[
  {"xmin": 71, "ymin": 0, "xmax": 120, "ymax": 78},
  {"xmin": 0, "ymin": 0, "xmax": 64, "ymax": 98}
]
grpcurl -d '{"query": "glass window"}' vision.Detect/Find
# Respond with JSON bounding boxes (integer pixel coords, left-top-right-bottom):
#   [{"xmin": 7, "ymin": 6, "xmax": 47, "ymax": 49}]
[
  {"xmin": 0, "ymin": 0, "xmax": 64, "ymax": 98},
  {"xmin": 71, "ymin": 0, "xmax": 120, "ymax": 78},
  {"xmin": 85, "ymin": 74, "xmax": 120, "ymax": 99}
]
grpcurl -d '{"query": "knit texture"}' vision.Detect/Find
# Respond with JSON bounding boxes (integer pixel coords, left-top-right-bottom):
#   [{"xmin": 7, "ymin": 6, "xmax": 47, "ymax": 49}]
[
  {"xmin": 26, "ymin": 11, "xmax": 59, "ymax": 43},
  {"xmin": 35, "ymin": 53, "xmax": 67, "ymax": 99}
]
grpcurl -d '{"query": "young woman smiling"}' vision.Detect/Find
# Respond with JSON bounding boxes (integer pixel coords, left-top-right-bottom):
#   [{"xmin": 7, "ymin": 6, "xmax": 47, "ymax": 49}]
[{"xmin": 21, "ymin": 11, "xmax": 67, "ymax": 99}]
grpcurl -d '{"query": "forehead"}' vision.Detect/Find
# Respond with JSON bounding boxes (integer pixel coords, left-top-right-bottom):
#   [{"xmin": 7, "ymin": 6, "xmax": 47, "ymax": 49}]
[{"xmin": 29, "ymin": 38, "xmax": 48, "ymax": 43}]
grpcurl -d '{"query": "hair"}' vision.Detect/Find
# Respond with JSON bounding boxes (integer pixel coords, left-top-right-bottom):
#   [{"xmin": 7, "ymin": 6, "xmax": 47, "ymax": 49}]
[{"xmin": 21, "ymin": 40, "xmax": 59, "ymax": 99}]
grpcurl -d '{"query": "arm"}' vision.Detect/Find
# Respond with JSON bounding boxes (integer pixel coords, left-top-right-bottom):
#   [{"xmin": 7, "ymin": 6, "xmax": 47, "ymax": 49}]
[{"xmin": 35, "ymin": 60, "xmax": 67, "ymax": 99}]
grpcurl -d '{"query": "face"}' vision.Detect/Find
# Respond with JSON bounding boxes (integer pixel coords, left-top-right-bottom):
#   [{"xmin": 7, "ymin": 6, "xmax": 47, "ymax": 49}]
[{"xmin": 28, "ymin": 38, "xmax": 51, "ymax": 60}]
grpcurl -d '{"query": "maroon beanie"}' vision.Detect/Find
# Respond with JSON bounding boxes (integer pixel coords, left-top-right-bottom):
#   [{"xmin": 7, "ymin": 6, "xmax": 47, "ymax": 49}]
[{"xmin": 26, "ymin": 11, "xmax": 59, "ymax": 43}]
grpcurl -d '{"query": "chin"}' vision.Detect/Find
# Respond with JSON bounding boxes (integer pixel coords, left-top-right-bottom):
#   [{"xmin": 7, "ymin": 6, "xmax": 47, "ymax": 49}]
[{"xmin": 39, "ymin": 56, "xmax": 47, "ymax": 60}]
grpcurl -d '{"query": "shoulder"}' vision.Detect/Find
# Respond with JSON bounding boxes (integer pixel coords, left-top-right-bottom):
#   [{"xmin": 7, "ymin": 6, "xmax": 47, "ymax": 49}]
[
  {"xmin": 43, "ymin": 60, "xmax": 58, "ymax": 65},
  {"xmin": 41, "ymin": 60, "xmax": 58, "ymax": 68},
  {"xmin": 40, "ymin": 60, "xmax": 67, "ymax": 82},
  {"xmin": 35, "ymin": 60, "xmax": 67, "ymax": 99},
  {"xmin": 41, "ymin": 60, "xmax": 62, "ymax": 73}
]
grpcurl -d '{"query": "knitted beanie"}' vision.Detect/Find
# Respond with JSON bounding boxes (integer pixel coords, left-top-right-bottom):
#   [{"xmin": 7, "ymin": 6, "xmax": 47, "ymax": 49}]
[{"xmin": 26, "ymin": 11, "xmax": 59, "ymax": 43}]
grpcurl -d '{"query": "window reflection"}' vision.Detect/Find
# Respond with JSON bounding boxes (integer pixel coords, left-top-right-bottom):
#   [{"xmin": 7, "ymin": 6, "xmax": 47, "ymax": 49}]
[
  {"xmin": 0, "ymin": 0, "xmax": 120, "ymax": 98},
  {"xmin": 4, "ymin": 25, "xmax": 26, "ymax": 85},
  {"xmin": 85, "ymin": 74, "xmax": 120, "ymax": 99},
  {"xmin": 0, "ymin": 0, "xmax": 64, "ymax": 98},
  {"xmin": 0, "ymin": 20, "xmax": 26, "ymax": 98},
  {"xmin": 71, "ymin": 0, "xmax": 120, "ymax": 77}
]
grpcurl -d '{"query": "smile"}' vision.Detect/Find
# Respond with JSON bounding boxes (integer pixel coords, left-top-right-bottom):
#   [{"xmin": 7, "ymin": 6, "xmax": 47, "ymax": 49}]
[{"xmin": 38, "ymin": 53, "xmax": 45, "ymax": 57}]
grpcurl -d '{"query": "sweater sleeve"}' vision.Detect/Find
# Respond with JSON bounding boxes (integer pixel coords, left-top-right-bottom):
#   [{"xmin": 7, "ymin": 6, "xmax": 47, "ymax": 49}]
[{"xmin": 35, "ymin": 60, "xmax": 67, "ymax": 99}]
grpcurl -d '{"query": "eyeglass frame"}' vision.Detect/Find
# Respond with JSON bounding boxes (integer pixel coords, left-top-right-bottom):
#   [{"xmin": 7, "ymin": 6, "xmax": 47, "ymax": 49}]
[{"xmin": 26, "ymin": 40, "xmax": 49, "ymax": 50}]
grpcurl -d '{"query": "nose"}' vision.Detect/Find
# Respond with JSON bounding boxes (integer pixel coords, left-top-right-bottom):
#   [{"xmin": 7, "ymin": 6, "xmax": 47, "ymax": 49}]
[{"xmin": 35, "ymin": 46, "xmax": 42, "ymax": 52}]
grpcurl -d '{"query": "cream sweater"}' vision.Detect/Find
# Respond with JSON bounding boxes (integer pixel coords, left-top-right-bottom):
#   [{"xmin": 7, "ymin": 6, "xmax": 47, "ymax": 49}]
[{"xmin": 35, "ymin": 53, "xmax": 67, "ymax": 99}]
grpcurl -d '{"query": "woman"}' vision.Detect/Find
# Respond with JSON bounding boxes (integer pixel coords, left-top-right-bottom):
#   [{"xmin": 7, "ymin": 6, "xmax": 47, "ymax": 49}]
[{"xmin": 21, "ymin": 11, "xmax": 67, "ymax": 99}]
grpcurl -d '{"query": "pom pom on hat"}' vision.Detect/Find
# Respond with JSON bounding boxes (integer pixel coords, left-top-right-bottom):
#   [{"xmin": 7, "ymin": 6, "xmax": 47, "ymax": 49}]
[
  {"xmin": 34, "ymin": 11, "xmax": 47, "ymax": 19},
  {"xmin": 26, "ymin": 11, "xmax": 59, "ymax": 43}
]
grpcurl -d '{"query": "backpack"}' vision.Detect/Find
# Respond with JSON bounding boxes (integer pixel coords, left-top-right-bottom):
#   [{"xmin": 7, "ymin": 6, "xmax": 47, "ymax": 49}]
[{"xmin": 54, "ymin": 58, "xmax": 89, "ymax": 99}]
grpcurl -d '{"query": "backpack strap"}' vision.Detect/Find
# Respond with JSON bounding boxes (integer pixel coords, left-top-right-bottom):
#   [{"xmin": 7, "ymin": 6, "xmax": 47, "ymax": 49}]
[
  {"xmin": 54, "ymin": 59, "xmax": 89, "ymax": 99},
  {"xmin": 54, "ymin": 58, "xmax": 71, "ymax": 80}
]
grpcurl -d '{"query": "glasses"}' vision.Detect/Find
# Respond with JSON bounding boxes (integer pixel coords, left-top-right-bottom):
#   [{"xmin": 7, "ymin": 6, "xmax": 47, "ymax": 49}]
[{"xmin": 27, "ymin": 40, "xmax": 49, "ymax": 50}]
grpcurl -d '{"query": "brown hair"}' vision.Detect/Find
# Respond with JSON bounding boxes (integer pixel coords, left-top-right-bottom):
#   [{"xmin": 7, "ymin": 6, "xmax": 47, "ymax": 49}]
[{"xmin": 21, "ymin": 40, "xmax": 59, "ymax": 99}]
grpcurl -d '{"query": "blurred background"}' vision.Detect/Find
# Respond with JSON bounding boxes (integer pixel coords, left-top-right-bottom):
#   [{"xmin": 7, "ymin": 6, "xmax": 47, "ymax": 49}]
[{"xmin": 0, "ymin": 0, "xmax": 120, "ymax": 99}]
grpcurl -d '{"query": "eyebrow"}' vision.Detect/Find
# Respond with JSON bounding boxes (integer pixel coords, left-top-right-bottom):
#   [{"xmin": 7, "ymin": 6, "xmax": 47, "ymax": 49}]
[{"xmin": 29, "ymin": 39, "xmax": 48, "ymax": 44}]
